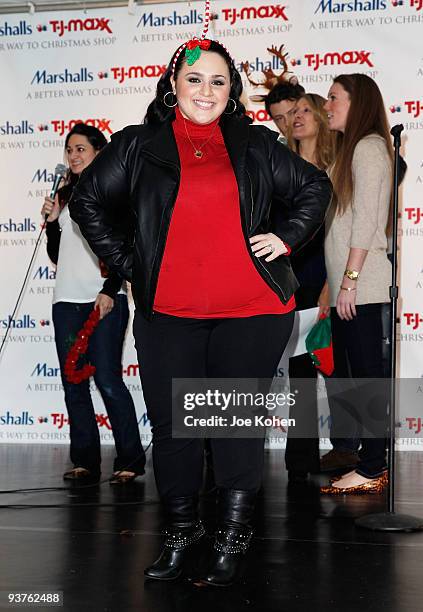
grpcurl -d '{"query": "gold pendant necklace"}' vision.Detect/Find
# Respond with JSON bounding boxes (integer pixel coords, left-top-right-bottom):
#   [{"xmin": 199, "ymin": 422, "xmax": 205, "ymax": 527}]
[{"xmin": 183, "ymin": 117, "xmax": 219, "ymax": 159}]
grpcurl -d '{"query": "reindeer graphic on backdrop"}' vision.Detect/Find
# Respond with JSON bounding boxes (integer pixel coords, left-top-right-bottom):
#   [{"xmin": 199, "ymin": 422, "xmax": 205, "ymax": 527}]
[{"xmin": 241, "ymin": 44, "xmax": 299, "ymax": 103}]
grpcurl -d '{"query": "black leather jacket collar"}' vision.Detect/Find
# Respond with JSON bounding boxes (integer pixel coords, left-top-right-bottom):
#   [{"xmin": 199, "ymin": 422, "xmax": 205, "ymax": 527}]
[{"xmin": 70, "ymin": 115, "xmax": 332, "ymax": 319}]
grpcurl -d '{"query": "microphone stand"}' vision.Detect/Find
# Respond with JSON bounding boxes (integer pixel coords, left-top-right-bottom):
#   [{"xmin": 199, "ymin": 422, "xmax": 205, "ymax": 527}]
[
  {"xmin": 0, "ymin": 222, "xmax": 46, "ymax": 360},
  {"xmin": 355, "ymin": 125, "xmax": 423, "ymax": 532},
  {"xmin": 0, "ymin": 166, "xmax": 65, "ymax": 360}
]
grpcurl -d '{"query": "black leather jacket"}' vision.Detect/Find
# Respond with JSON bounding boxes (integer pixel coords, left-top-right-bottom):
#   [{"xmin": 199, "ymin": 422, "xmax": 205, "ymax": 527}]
[{"xmin": 69, "ymin": 115, "xmax": 332, "ymax": 319}]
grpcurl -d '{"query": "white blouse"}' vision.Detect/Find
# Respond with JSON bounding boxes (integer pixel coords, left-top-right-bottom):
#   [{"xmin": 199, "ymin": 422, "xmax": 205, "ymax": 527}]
[{"xmin": 53, "ymin": 204, "xmax": 123, "ymax": 304}]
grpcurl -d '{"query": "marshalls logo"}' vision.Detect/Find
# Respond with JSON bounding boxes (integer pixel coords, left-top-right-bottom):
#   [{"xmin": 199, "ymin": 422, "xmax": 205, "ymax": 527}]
[
  {"xmin": 31, "ymin": 169, "xmax": 56, "ymax": 184},
  {"xmin": 0, "ymin": 412, "xmax": 34, "ymax": 425},
  {"xmin": 237, "ymin": 55, "xmax": 286, "ymax": 74},
  {"xmin": 33, "ymin": 266, "xmax": 56, "ymax": 280},
  {"xmin": 0, "ymin": 218, "xmax": 36, "ymax": 232},
  {"xmin": 0, "ymin": 315, "xmax": 36, "ymax": 329},
  {"xmin": 31, "ymin": 363, "xmax": 60, "ymax": 377},
  {"xmin": 0, "ymin": 120, "xmax": 34, "ymax": 135},
  {"xmin": 314, "ymin": 0, "xmax": 387, "ymax": 13},
  {"xmin": 31, "ymin": 68, "xmax": 94, "ymax": 85},
  {"xmin": 0, "ymin": 20, "xmax": 32, "ymax": 36},
  {"xmin": 137, "ymin": 8, "xmax": 203, "ymax": 27}
]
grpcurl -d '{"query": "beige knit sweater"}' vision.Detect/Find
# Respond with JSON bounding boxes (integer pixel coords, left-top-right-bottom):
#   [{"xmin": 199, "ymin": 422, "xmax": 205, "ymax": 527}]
[{"xmin": 325, "ymin": 134, "xmax": 392, "ymax": 307}]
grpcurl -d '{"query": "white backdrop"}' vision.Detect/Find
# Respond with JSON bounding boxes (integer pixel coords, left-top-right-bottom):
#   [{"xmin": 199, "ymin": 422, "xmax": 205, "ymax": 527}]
[{"xmin": 0, "ymin": 0, "xmax": 422, "ymax": 449}]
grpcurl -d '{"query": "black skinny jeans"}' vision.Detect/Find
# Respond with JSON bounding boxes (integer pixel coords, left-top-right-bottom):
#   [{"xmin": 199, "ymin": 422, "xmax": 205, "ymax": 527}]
[
  {"xmin": 328, "ymin": 303, "xmax": 388, "ymax": 478},
  {"xmin": 133, "ymin": 311, "xmax": 294, "ymax": 499}
]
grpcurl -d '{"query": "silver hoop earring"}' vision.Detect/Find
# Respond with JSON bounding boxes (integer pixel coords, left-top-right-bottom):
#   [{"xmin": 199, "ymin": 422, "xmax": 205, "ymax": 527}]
[
  {"xmin": 163, "ymin": 91, "xmax": 177, "ymax": 108},
  {"xmin": 224, "ymin": 98, "xmax": 237, "ymax": 115}
]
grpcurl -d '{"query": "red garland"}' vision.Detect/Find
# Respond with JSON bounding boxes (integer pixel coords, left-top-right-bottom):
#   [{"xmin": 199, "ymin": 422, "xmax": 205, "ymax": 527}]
[{"xmin": 64, "ymin": 307, "xmax": 100, "ymax": 384}]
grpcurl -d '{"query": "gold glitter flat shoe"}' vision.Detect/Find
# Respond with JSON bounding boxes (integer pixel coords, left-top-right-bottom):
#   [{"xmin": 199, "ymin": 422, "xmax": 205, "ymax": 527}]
[
  {"xmin": 329, "ymin": 469, "xmax": 388, "ymax": 485},
  {"xmin": 321, "ymin": 473, "xmax": 388, "ymax": 495}
]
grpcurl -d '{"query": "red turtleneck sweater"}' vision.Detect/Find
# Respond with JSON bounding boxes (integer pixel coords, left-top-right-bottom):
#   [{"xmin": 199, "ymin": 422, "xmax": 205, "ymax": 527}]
[{"xmin": 153, "ymin": 108, "xmax": 295, "ymax": 318}]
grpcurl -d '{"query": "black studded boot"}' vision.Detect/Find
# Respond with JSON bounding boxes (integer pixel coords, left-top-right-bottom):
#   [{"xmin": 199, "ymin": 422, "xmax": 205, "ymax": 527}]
[
  {"xmin": 144, "ymin": 495, "xmax": 205, "ymax": 581},
  {"xmin": 199, "ymin": 488, "xmax": 255, "ymax": 587}
]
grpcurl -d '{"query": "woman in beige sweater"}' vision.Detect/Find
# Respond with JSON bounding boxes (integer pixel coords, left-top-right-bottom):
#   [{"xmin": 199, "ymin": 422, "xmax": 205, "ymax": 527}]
[{"xmin": 321, "ymin": 73, "xmax": 392, "ymax": 494}]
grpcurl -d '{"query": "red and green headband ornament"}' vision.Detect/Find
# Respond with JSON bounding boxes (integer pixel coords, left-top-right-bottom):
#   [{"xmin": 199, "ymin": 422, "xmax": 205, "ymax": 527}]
[
  {"xmin": 171, "ymin": 1, "xmax": 233, "ymax": 73},
  {"xmin": 185, "ymin": 37, "xmax": 212, "ymax": 65}
]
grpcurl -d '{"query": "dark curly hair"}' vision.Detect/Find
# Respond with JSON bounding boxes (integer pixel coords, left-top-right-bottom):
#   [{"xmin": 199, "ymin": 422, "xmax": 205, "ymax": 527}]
[
  {"xmin": 264, "ymin": 82, "xmax": 305, "ymax": 116},
  {"xmin": 144, "ymin": 40, "xmax": 246, "ymax": 124},
  {"xmin": 64, "ymin": 122, "xmax": 108, "ymax": 151}
]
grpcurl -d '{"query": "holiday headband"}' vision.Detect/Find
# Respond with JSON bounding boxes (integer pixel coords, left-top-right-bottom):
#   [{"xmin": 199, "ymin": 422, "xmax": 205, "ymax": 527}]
[
  {"xmin": 171, "ymin": 0, "xmax": 233, "ymax": 73},
  {"xmin": 241, "ymin": 45, "xmax": 299, "ymax": 103}
]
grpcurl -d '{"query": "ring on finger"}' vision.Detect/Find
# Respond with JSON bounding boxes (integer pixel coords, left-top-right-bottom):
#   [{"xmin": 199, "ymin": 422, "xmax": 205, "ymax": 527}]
[{"xmin": 268, "ymin": 244, "xmax": 275, "ymax": 254}]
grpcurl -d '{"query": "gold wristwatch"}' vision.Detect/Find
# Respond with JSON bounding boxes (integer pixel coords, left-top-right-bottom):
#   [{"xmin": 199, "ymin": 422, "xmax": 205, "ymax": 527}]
[{"xmin": 344, "ymin": 269, "xmax": 360, "ymax": 281}]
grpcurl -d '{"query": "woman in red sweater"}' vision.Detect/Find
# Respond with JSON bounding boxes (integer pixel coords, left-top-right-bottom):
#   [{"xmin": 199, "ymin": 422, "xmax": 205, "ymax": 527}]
[{"xmin": 70, "ymin": 38, "xmax": 332, "ymax": 586}]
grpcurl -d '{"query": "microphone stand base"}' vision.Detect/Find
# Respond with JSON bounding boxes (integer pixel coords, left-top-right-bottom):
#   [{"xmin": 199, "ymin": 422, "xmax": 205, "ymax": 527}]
[{"xmin": 356, "ymin": 512, "xmax": 423, "ymax": 532}]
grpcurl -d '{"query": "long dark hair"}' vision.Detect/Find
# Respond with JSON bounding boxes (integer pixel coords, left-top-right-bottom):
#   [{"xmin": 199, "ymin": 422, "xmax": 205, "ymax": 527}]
[
  {"xmin": 144, "ymin": 40, "xmax": 246, "ymax": 124},
  {"xmin": 330, "ymin": 74, "xmax": 393, "ymax": 215},
  {"xmin": 59, "ymin": 123, "xmax": 107, "ymax": 206}
]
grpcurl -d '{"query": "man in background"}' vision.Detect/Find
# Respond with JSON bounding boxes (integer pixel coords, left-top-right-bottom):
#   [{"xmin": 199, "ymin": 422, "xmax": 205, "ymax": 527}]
[{"xmin": 265, "ymin": 81, "xmax": 305, "ymax": 143}]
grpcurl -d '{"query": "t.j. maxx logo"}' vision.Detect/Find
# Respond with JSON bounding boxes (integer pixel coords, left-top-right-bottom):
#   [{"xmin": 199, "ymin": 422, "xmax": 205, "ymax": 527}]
[
  {"xmin": 304, "ymin": 50, "xmax": 373, "ymax": 71},
  {"xmin": 403, "ymin": 207, "xmax": 423, "ymax": 224},
  {"xmin": 110, "ymin": 64, "xmax": 166, "ymax": 84},
  {"xmin": 39, "ymin": 17, "xmax": 112, "ymax": 37},
  {"xmin": 409, "ymin": 0, "xmax": 423, "ymax": 11},
  {"xmin": 404, "ymin": 100, "xmax": 423, "ymax": 118},
  {"xmin": 221, "ymin": 5, "xmax": 288, "ymax": 25},
  {"xmin": 48, "ymin": 118, "xmax": 112, "ymax": 136}
]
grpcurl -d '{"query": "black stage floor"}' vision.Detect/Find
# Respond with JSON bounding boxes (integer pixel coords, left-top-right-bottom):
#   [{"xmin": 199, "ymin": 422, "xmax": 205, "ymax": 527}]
[{"xmin": 1, "ymin": 444, "xmax": 423, "ymax": 612}]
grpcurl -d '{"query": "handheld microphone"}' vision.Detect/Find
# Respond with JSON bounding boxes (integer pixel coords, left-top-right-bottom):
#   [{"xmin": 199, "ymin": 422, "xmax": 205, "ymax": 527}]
[
  {"xmin": 45, "ymin": 163, "xmax": 67, "ymax": 222},
  {"xmin": 49, "ymin": 163, "xmax": 67, "ymax": 200}
]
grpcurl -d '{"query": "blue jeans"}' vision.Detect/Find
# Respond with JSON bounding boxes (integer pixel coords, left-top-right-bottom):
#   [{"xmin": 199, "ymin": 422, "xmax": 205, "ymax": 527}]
[{"xmin": 53, "ymin": 295, "xmax": 145, "ymax": 474}]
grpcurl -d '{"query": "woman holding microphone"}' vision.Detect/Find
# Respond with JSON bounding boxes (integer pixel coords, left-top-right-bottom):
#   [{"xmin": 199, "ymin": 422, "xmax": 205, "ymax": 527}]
[{"xmin": 42, "ymin": 122, "xmax": 145, "ymax": 484}]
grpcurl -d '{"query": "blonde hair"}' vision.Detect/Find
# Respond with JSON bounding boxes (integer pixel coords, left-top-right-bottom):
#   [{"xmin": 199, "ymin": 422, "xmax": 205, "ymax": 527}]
[{"xmin": 288, "ymin": 93, "xmax": 336, "ymax": 171}]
